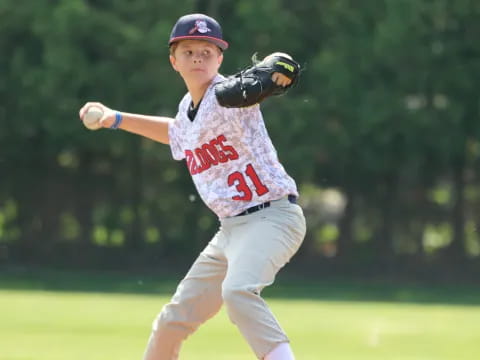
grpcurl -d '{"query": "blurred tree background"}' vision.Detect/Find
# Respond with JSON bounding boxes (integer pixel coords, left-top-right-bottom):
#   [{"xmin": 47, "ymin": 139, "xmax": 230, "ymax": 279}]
[{"xmin": 1, "ymin": 0, "xmax": 479, "ymax": 281}]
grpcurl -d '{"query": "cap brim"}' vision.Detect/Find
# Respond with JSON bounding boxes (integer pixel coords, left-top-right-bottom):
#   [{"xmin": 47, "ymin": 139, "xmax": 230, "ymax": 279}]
[{"xmin": 169, "ymin": 36, "xmax": 229, "ymax": 50}]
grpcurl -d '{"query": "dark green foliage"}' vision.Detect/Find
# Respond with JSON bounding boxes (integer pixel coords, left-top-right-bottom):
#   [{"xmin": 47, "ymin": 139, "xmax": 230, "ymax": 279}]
[{"xmin": 1, "ymin": 0, "xmax": 479, "ymax": 276}]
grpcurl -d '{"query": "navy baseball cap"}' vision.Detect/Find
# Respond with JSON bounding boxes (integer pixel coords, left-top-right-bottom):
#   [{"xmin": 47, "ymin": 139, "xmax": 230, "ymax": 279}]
[{"xmin": 169, "ymin": 13, "xmax": 229, "ymax": 50}]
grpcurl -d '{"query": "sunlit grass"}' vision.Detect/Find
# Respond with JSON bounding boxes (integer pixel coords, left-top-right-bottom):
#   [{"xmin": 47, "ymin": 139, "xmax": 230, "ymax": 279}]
[{"xmin": 1, "ymin": 287, "xmax": 480, "ymax": 360}]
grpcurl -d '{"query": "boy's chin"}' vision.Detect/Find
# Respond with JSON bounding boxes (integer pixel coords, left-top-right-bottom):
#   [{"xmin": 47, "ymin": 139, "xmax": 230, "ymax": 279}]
[{"xmin": 183, "ymin": 72, "xmax": 216, "ymax": 85}]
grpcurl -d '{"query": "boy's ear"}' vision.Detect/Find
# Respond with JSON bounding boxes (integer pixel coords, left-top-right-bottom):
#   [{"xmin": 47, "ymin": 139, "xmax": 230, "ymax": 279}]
[{"xmin": 170, "ymin": 55, "xmax": 178, "ymax": 71}]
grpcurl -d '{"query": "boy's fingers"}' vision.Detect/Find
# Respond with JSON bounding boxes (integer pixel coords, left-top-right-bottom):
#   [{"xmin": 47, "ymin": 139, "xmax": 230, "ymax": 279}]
[{"xmin": 271, "ymin": 72, "xmax": 292, "ymax": 87}]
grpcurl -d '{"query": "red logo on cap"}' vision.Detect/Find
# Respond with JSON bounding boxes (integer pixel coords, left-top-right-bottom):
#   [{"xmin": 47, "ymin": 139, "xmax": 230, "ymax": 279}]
[{"xmin": 189, "ymin": 20, "xmax": 211, "ymax": 34}]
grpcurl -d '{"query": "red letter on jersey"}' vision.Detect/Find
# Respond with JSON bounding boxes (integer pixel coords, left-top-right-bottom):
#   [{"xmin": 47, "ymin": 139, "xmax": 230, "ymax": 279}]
[
  {"xmin": 184, "ymin": 135, "xmax": 239, "ymax": 175},
  {"xmin": 217, "ymin": 135, "xmax": 239, "ymax": 160}
]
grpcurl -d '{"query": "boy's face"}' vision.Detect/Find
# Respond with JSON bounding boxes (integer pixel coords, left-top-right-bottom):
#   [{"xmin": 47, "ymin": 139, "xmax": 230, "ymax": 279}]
[{"xmin": 169, "ymin": 40, "xmax": 223, "ymax": 87}]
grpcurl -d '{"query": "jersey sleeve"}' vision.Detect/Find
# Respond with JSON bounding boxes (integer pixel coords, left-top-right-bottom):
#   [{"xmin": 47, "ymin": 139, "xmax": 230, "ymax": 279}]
[{"xmin": 168, "ymin": 117, "xmax": 185, "ymax": 161}]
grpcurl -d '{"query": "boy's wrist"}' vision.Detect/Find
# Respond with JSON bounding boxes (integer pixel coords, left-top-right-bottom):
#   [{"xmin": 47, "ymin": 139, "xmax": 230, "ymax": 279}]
[{"xmin": 110, "ymin": 112, "xmax": 123, "ymax": 129}]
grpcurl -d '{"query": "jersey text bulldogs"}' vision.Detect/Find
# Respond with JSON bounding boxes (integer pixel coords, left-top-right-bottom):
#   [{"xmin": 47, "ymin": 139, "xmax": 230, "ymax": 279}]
[{"xmin": 185, "ymin": 134, "xmax": 239, "ymax": 175}]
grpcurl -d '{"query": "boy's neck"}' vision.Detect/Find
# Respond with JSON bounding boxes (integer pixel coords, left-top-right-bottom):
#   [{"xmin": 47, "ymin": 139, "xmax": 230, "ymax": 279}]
[
  {"xmin": 185, "ymin": 77, "xmax": 215, "ymax": 107},
  {"xmin": 189, "ymin": 89, "xmax": 205, "ymax": 107}
]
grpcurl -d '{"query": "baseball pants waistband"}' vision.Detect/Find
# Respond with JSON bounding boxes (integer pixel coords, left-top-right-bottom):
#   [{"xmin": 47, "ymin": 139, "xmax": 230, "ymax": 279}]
[{"xmin": 235, "ymin": 194, "xmax": 297, "ymax": 217}]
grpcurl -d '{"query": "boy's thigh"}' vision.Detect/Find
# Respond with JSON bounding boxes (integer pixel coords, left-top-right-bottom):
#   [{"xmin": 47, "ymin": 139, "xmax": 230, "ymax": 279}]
[
  {"xmin": 224, "ymin": 204, "xmax": 306, "ymax": 289},
  {"xmin": 169, "ymin": 242, "xmax": 228, "ymax": 318}
]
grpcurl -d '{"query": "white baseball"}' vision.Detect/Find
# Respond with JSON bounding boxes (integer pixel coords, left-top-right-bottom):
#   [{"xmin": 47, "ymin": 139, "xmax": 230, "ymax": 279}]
[{"xmin": 82, "ymin": 106, "xmax": 104, "ymax": 130}]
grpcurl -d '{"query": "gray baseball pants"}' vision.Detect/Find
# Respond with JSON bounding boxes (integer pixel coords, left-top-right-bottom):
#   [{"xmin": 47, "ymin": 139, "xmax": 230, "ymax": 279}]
[{"xmin": 143, "ymin": 196, "xmax": 306, "ymax": 359}]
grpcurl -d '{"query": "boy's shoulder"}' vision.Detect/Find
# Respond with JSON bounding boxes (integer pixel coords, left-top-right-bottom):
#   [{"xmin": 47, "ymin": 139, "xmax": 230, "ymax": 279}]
[
  {"xmin": 213, "ymin": 73, "xmax": 227, "ymax": 83},
  {"xmin": 178, "ymin": 92, "xmax": 192, "ymax": 109}
]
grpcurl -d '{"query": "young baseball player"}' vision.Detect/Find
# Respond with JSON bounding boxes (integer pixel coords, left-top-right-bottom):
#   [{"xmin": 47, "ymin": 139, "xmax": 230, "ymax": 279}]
[{"xmin": 79, "ymin": 13, "xmax": 306, "ymax": 360}]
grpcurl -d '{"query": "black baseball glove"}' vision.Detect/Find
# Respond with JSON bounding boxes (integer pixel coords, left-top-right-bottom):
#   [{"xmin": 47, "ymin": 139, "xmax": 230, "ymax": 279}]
[{"xmin": 214, "ymin": 52, "xmax": 301, "ymax": 108}]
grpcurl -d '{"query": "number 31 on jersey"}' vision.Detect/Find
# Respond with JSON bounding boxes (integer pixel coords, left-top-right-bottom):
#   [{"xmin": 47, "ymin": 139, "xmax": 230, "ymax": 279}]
[{"xmin": 228, "ymin": 163, "xmax": 269, "ymax": 201}]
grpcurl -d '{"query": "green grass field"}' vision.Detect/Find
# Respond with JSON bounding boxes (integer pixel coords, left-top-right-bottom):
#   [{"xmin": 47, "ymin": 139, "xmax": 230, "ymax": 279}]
[{"xmin": 1, "ymin": 270, "xmax": 480, "ymax": 360}]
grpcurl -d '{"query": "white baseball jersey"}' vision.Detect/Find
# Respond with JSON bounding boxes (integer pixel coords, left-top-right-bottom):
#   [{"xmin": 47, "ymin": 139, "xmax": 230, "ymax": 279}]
[{"xmin": 168, "ymin": 74, "xmax": 298, "ymax": 218}]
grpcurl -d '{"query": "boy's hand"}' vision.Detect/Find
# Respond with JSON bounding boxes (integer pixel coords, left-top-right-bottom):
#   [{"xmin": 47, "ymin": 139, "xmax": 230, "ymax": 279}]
[
  {"xmin": 79, "ymin": 102, "xmax": 116, "ymax": 129},
  {"xmin": 266, "ymin": 52, "xmax": 294, "ymax": 87},
  {"xmin": 272, "ymin": 72, "xmax": 292, "ymax": 87}
]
